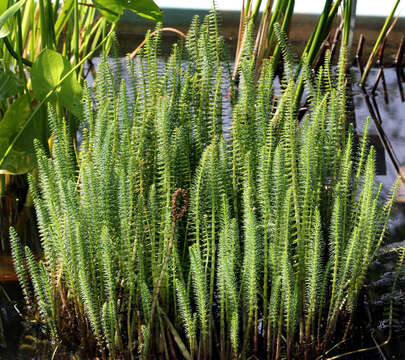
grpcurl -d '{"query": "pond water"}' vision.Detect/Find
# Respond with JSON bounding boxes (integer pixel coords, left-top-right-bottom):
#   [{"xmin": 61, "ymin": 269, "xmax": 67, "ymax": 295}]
[
  {"xmin": 1, "ymin": 60, "xmax": 405, "ymax": 359},
  {"xmin": 350, "ymin": 68, "xmax": 405, "ymax": 359}
]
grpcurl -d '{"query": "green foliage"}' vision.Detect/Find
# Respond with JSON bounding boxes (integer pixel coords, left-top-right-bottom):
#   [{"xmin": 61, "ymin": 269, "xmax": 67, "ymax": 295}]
[
  {"xmin": 0, "ymin": 0, "xmax": 26, "ymax": 39},
  {"xmin": 93, "ymin": 0, "xmax": 162, "ymax": 23},
  {"xmin": 11, "ymin": 13, "xmax": 398, "ymax": 359},
  {"xmin": 0, "ymin": 60, "xmax": 23, "ymax": 99},
  {"xmin": 0, "ymin": 1, "xmax": 97, "ymax": 173},
  {"xmin": 0, "ymin": 0, "xmax": 162, "ymax": 175}
]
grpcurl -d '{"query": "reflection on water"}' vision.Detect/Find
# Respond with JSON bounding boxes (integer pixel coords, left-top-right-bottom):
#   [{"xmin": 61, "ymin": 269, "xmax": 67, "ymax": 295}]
[
  {"xmin": 351, "ymin": 68, "xmax": 405, "ymax": 229},
  {"xmin": 351, "ymin": 67, "xmax": 405, "ymax": 359}
]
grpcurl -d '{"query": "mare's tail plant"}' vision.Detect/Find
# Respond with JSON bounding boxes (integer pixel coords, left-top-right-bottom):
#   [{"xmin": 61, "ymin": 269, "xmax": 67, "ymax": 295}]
[{"xmin": 11, "ymin": 10, "xmax": 398, "ymax": 360}]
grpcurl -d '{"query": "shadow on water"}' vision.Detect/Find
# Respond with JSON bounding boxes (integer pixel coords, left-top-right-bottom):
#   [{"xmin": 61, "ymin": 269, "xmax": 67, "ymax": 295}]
[{"xmin": 1, "ymin": 62, "xmax": 405, "ymax": 359}]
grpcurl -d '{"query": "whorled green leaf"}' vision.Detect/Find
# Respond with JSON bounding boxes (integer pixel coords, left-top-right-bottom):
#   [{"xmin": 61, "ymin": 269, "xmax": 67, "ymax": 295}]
[
  {"xmin": 0, "ymin": 96, "xmax": 48, "ymax": 174},
  {"xmin": 92, "ymin": 0, "xmax": 162, "ymax": 23},
  {"xmin": 31, "ymin": 49, "xmax": 82, "ymax": 118}
]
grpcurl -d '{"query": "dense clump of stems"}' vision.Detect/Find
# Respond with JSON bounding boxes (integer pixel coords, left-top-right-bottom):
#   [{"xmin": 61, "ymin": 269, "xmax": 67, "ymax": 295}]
[{"xmin": 11, "ymin": 11, "xmax": 398, "ymax": 359}]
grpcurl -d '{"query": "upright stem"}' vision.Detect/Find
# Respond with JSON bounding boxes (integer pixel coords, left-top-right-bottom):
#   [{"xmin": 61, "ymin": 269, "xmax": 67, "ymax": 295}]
[
  {"xmin": 360, "ymin": 0, "xmax": 400, "ymax": 86},
  {"xmin": 342, "ymin": 0, "xmax": 357, "ymax": 49},
  {"xmin": 73, "ymin": 0, "xmax": 80, "ymax": 72},
  {"xmin": 270, "ymin": 0, "xmax": 295, "ymax": 70},
  {"xmin": 15, "ymin": 9, "xmax": 32, "ymax": 108},
  {"xmin": 15, "ymin": 10, "xmax": 27, "ymax": 90},
  {"xmin": 293, "ymin": 0, "xmax": 341, "ymax": 109}
]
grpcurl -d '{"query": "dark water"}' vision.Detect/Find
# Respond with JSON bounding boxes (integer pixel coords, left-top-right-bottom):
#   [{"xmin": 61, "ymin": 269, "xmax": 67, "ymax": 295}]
[
  {"xmin": 350, "ymin": 67, "xmax": 405, "ymax": 359},
  {"xmin": 1, "ymin": 62, "xmax": 405, "ymax": 359}
]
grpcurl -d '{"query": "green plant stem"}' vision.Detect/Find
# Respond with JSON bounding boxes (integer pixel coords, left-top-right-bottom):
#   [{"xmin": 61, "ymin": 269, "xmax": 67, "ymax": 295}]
[
  {"xmin": 360, "ymin": 0, "xmax": 400, "ymax": 86},
  {"xmin": 21, "ymin": 0, "xmax": 35, "ymax": 49},
  {"xmin": 251, "ymin": 0, "xmax": 263, "ymax": 23},
  {"xmin": 38, "ymin": 0, "xmax": 49, "ymax": 49},
  {"xmin": 306, "ymin": 0, "xmax": 333, "ymax": 63},
  {"xmin": 14, "ymin": 7, "xmax": 33, "ymax": 113},
  {"xmin": 293, "ymin": 0, "xmax": 341, "ymax": 109},
  {"xmin": 343, "ymin": 0, "xmax": 352, "ymax": 47},
  {"xmin": 3, "ymin": 37, "xmax": 33, "ymax": 66},
  {"xmin": 73, "ymin": 0, "xmax": 79, "ymax": 71},
  {"xmin": 149, "ymin": 218, "xmax": 177, "ymax": 332},
  {"xmin": 55, "ymin": 0, "xmax": 74, "ymax": 39},
  {"xmin": 269, "ymin": 0, "xmax": 295, "ymax": 69},
  {"xmin": 264, "ymin": 0, "xmax": 291, "ymax": 58},
  {"xmin": 15, "ymin": 10, "xmax": 28, "ymax": 88}
]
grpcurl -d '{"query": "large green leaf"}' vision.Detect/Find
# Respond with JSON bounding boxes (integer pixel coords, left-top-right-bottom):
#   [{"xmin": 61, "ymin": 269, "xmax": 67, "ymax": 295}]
[
  {"xmin": 92, "ymin": 0, "xmax": 162, "ymax": 22},
  {"xmin": 31, "ymin": 49, "xmax": 82, "ymax": 118},
  {"xmin": 0, "ymin": 96, "xmax": 48, "ymax": 174},
  {"xmin": 117, "ymin": 0, "xmax": 163, "ymax": 22},
  {"xmin": 0, "ymin": 61, "xmax": 24, "ymax": 100},
  {"xmin": 92, "ymin": 0, "xmax": 122, "ymax": 22},
  {"xmin": 0, "ymin": 0, "xmax": 26, "ymax": 38}
]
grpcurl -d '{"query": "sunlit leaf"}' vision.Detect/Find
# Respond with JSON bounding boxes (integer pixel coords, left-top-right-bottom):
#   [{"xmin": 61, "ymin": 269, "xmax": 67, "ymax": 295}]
[
  {"xmin": 92, "ymin": 0, "xmax": 123, "ymax": 22},
  {"xmin": 0, "ymin": 0, "xmax": 26, "ymax": 39},
  {"xmin": 0, "ymin": 25, "xmax": 9, "ymax": 38},
  {"xmin": 31, "ymin": 49, "xmax": 83, "ymax": 118},
  {"xmin": 116, "ymin": 0, "xmax": 163, "ymax": 22},
  {"xmin": 92, "ymin": 0, "xmax": 162, "ymax": 23},
  {"xmin": 54, "ymin": 0, "xmax": 74, "ymax": 39}
]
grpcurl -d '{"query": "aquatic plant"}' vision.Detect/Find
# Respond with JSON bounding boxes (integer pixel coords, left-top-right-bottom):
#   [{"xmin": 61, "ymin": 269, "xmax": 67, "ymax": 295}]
[{"xmin": 11, "ymin": 11, "xmax": 398, "ymax": 359}]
